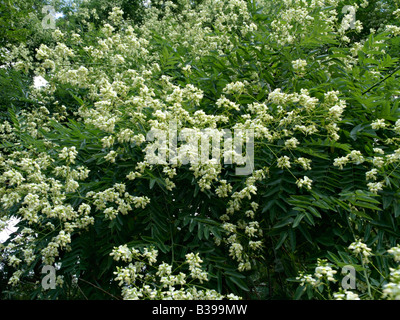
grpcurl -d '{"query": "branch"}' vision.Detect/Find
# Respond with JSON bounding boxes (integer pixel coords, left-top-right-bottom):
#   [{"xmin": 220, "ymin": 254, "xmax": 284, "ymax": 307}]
[
  {"xmin": 362, "ymin": 65, "xmax": 400, "ymax": 95},
  {"xmin": 78, "ymin": 278, "xmax": 121, "ymax": 300}
]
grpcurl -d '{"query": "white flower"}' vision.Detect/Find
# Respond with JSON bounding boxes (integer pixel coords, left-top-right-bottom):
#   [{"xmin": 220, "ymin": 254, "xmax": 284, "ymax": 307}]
[
  {"xmin": 222, "ymin": 222, "xmax": 236, "ymax": 233},
  {"xmin": 372, "ymin": 156, "xmax": 384, "ymax": 168},
  {"xmin": 314, "ymin": 260, "xmax": 337, "ymax": 282},
  {"xmin": 348, "ymin": 150, "xmax": 365, "ymax": 164},
  {"xmin": 296, "ymin": 157, "xmax": 312, "ymax": 170},
  {"xmin": 223, "ymin": 81, "xmax": 246, "ymax": 95},
  {"xmin": 284, "ymin": 137, "xmax": 299, "ymax": 149},
  {"xmin": 108, "ymin": 7, "xmax": 124, "ymax": 24},
  {"xmin": 186, "ymin": 253, "xmax": 208, "ymax": 282},
  {"xmin": 229, "ymin": 242, "xmax": 244, "ymax": 261},
  {"xmin": 333, "ymin": 156, "xmax": 349, "ymax": 169},
  {"xmin": 294, "ymin": 124, "xmax": 318, "ymax": 135},
  {"xmin": 382, "ymin": 267, "xmax": 400, "ymax": 300},
  {"xmin": 371, "ymin": 119, "xmax": 387, "ymax": 130},
  {"xmin": 388, "ymin": 245, "xmax": 400, "ymax": 262},
  {"xmin": 8, "ymin": 255, "xmax": 22, "ymax": 267},
  {"xmin": 126, "ymin": 171, "xmax": 142, "ymax": 180},
  {"xmin": 245, "ymin": 221, "xmax": 259, "ymax": 237},
  {"xmin": 104, "ymin": 207, "xmax": 118, "ymax": 220},
  {"xmin": 216, "ymin": 96, "xmax": 240, "ymax": 111},
  {"xmin": 8, "ymin": 270, "xmax": 23, "ymax": 286},
  {"xmin": 104, "ymin": 150, "xmax": 118, "ymax": 163},
  {"xmin": 329, "ymin": 104, "xmax": 346, "ymax": 120},
  {"xmin": 182, "ymin": 64, "xmax": 192, "ymax": 73},
  {"xmin": 226, "ymin": 293, "xmax": 241, "ymax": 300},
  {"xmin": 292, "ymin": 59, "xmax": 307, "ymax": 73},
  {"xmin": 132, "ymin": 196, "xmax": 150, "ymax": 209},
  {"xmin": 143, "ymin": 247, "xmax": 158, "ymax": 265},
  {"xmin": 365, "ymin": 168, "xmax": 378, "ymax": 181},
  {"xmin": 373, "ymin": 148, "xmax": 384, "ymax": 155},
  {"xmin": 367, "ymin": 181, "xmax": 384, "ymax": 194},
  {"xmin": 2, "ymin": 169, "xmax": 25, "ymax": 186},
  {"xmin": 324, "ymin": 90, "xmax": 340, "ymax": 105},
  {"xmin": 386, "ymin": 25, "xmax": 400, "ymax": 37},
  {"xmin": 249, "ymin": 240, "xmax": 262, "ymax": 250},
  {"xmin": 277, "ymin": 156, "xmax": 291, "ymax": 169},
  {"xmin": 268, "ymin": 88, "xmax": 289, "ymax": 105},
  {"xmin": 334, "ymin": 290, "xmax": 360, "ymax": 300},
  {"xmin": 110, "ymin": 244, "xmax": 136, "ymax": 262},
  {"xmin": 238, "ymin": 261, "xmax": 251, "ymax": 271},
  {"xmin": 156, "ymin": 262, "xmax": 172, "ymax": 277},
  {"xmin": 59, "ymin": 146, "xmax": 78, "ymax": 164},
  {"xmin": 215, "ymin": 180, "xmax": 232, "ymax": 198},
  {"xmin": 296, "ymin": 272, "xmax": 318, "ymax": 287},
  {"xmin": 382, "ymin": 281, "xmax": 400, "ymax": 300},
  {"xmin": 349, "ymin": 240, "xmax": 372, "ymax": 263},
  {"xmin": 394, "ymin": 119, "xmax": 400, "ymax": 133},
  {"xmin": 296, "ymin": 176, "xmax": 313, "ymax": 190}
]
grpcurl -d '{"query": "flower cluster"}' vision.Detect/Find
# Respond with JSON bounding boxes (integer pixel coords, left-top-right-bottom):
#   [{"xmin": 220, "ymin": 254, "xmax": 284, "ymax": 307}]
[
  {"xmin": 296, "ymin": 243, "xmax": 400, "ymax": 300},
  {"xmin": 292, "ymin": 59, "xmax": 307, "ymax": 75},
  {"xmin": 333, "ymin": 290, "xmax": 360, "ymax": 300},
  {"xmin": 382, "ymin": 268, "xmax": 400, "ymax": 300},
  {"xmin": 382, "ymin": 245, "xmax": 400, "ymax": 299},
  {"xmin": 296, "ymin": 176, "xmax": 313, "ymax": 190},
  {"xmin": 110, "ymin": 245, "xmax": 240, "ymax": 300},
  {"xmin": 88, "ymin": 183, "xmax": 150, "ymax": 220},
  {"xmin": 388, "ymin": 245, "xmax": 400, "ymax": 262},
  {"xmin": 296, "ymin": 259, "xmax": 337, "ymax": 288},
  {"xmin": 348, "ymin": 240, "xmax": 372, "ymax": 263}
]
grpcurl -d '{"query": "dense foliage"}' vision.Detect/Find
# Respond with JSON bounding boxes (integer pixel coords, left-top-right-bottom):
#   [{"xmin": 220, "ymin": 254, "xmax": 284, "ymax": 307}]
[{"xmin": 1, "ymin": 0, "xmax": 400, "ymax": 300}]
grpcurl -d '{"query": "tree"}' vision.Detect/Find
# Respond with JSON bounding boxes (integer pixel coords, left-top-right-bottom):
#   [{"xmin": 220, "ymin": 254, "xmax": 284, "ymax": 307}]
[{"xmin": 1, "ymin": 0, "xmax": 400, "ymax": 300}]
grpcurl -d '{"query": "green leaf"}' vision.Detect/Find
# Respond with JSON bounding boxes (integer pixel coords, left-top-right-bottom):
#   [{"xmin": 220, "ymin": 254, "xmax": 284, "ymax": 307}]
[
  {"xmin": 308, "ymin": 206, "xmax": 321, "ymax": 218},
  {"xmin": 273, "ymin": 217, "xmax": 294, "ymax": 229},
  {"xmin": 292, "ymin": 213, "xmax": 305, "ymax": 228},
  {"xmin": 275, "ymin": 232, "xmax": 288, "ymax": 250},
  {"xmin": 294, "ymin": 285, "xmax": 306, "ymax": 300},
  {"xmin": 228, "ymin": 276, "xmax": 249, "ymax": 292}
]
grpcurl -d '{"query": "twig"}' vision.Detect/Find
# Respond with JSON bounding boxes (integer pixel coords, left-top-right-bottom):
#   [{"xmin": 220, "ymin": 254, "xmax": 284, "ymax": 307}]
[
  {"xmin": 362, "ymin": 65, "xmax": 400, "ymax": 95},
  {"xmin": 78, "ymin": 278, "xmax": 120, "ymax": 300},
  {"xmin": 76, "ymin": 283, "xmax": 89, "ymax": 300}
]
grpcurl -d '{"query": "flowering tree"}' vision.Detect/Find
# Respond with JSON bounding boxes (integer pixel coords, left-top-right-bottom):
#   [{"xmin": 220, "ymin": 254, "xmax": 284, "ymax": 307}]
[{"xmin": 1, "ymin": 0, "xmax": 400, "ymax": 300}]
